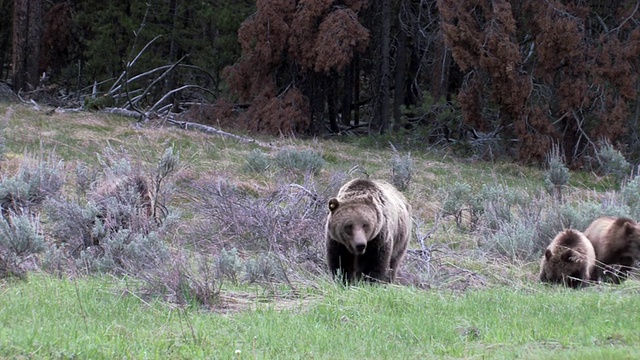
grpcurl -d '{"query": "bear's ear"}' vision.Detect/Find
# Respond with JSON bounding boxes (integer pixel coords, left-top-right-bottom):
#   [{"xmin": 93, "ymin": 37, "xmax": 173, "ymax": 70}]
[
  {"xmin": 624, "ymin": 222, "xmax": 638, "ymax": 236},
  {"xmin": 544, "ymin": 249, "xmax": 552, "ymax": 261},
  {"xmin": 328, "ymin": 198, "xmax": 340, "ymax": 212}
]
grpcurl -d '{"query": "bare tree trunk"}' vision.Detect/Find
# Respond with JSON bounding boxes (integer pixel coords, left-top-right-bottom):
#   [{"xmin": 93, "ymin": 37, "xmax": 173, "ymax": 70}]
[
  {"xmin": 393, "ymin": 26, "xmax": 408, "ymax": 131},
  {"xmin": 163, "ymin": 0, "xmax": 179, "ymax": 111},
  {"xmin": 354, "ymin": 53, "xmax": 360, "ymax": 126},
  {"xmin": 430, "ymin": 33, "xmax": 450, "ymax": 102},
  {"xmin": 11, "ymin": 0, "xmax": 42, "ymax": 91},
  {"xmin": 328, "ymin": 74, "xmax": 339, "ymax": 132},
  {"xmin": 374, "ymin": 0, "xmax": 392, "ymax": 134},
  {"xmin": 0, "ymin": 0, "xmax": 12, "ymax": 80},
  {"xmin": 341, "ymin": 60, "xmax": 353, "ymax": 127}
]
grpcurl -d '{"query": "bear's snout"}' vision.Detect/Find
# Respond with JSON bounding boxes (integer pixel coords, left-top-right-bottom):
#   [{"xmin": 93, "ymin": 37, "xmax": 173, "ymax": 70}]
[{"xmin": 354, "ymin": 243, "xmax": 366, "ymax": 254}]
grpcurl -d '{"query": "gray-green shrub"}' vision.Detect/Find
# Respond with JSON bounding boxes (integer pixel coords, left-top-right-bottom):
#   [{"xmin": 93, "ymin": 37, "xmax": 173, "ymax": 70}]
[
  {"xmin": 0, "ymin": 214, "xmax": 45, "ymax": 278},
  {"xmin": 544, "ymin": 145, "xmax": 569, "ymax": 202},
  {"xmin": 244, "ymin": 255, "xmax": 283, "ymax": 284},
  {"xmin": 390, "ymin": 152, "xmax": 413, "ymax": 191},
  {"xmin": 215, "ymin": 248, "xmax": 243, "ymax": 284},
  {"xmin": 440, "ymin": 182, "xmax": 472, "ymax": 226},
  {"xmin": 597, "ymin": 140, "xmax": 631, "ymax": 182},
  {"xmin": 243, "ymin": 149, "xmax": 270, "ymax": 173},
  {"xmin": 74, "ymin": 230, "xmax": 169, "ymax": 274},
  {"xmin": 0, "ymin": 154, "xmax": 64, "ymax": 215},
  {"xmin": 43, "ymin": 147, "xmax": 179, "ymax": 276},
  {"xmin": 478, "ymin": 190, "xmax": 632, "ymax": 261},
  {"xmin": 478, "ymin": 183, "xmax": 529, "ymax": 231},
  {"xmin": 274, "ymin": 148, "xmax": 325, "ymax": 175}
]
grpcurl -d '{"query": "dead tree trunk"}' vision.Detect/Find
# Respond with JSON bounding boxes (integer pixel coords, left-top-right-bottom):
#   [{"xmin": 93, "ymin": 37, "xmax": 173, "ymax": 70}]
[
  {"xmin": 393, "ymin": 24, "xmax": 408, "ymax": 131},
  {"xmin": 11, "ymin": 0, "xmax": 42, "ymax": 92},
  {"xmin": 374, "ymin": 0, "xmax": 392, "ymax": 134}
]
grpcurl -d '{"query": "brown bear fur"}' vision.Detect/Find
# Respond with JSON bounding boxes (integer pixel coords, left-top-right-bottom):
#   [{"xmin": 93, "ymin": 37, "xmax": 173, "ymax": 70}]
[
  {"xmin": 539, "ymin": 229, "xmax": 596, "ymax": 288},
  {"xmin": 325, "ymin": 178, "xmax": 411, "ymax": 284},
  {"xmin": 583, "ymin": 216, "xmax": 640, "ymax": 283}
]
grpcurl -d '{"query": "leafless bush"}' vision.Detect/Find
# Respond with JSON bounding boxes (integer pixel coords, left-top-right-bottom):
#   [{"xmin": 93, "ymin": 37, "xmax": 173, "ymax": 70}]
[
  {"xmin": 138, "ymin": 248, "xmax": 288, "ymax": 308},
  {"xmin": 186, "ymin": 173, "xmax": 348, "ymax": 283},
  {"xmin": 138, "ymin": 250, "xmax": 222, "ymax": 307},
  {"xmin": 400, "ymin": 245, "xmax": 489, "ymax": 292},
  {"xmin": 397, "ymin": 217, "xmax": 439, "ymax": 288}
]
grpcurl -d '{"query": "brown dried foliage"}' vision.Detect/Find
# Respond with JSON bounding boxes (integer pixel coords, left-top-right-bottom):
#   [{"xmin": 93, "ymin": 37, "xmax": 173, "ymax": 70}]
[
  {"xmin": 245, "ymin": 86, "xmax": 311, "ymax": 135},
  {"xmin": 440, "ymin": 0, "xmax": 530, "ymax": 149},
  {"xmin": 181, "ymin": 98, "xmax": 236, "ymax": 128},
  {"xmin": 225, "ymin": 0, "xmax": 369, "ymax": 135},
  {"xmin": 313, "ymin": 8, "xmax": 369, "ymax": 73},
  {"xmin": 288, "ymin": 0, "xmax": 334, "ymax": 69},
  {"xmin": 440, "ymin": 0, "xmax": 640, "ymax": 164}
]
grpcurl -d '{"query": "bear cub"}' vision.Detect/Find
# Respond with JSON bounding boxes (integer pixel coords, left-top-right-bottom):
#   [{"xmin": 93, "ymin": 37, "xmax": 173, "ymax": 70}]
[
  {"xmin": 325, "ymin": 178, "xmax": 411, "ymax": 284},
  {"xmin": 583, "ymin": 216, "xmax": 640, "ymax": 283},
  {"xmin": 539, "ymin": 229, "xmax": 596, "ymax": 288}
]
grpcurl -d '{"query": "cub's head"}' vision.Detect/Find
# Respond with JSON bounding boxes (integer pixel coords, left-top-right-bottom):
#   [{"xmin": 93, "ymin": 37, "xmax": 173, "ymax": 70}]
[
  {"xmin": 540, "ymin": 247, "xmax": 588, "ymax": 288},
  {"xmin": 327, "ymin": 197, "xmax": 380, "ymax": 255},
  {"xmin": 617, "ymin": 218, "xmax": 640, "ymax": 244}
]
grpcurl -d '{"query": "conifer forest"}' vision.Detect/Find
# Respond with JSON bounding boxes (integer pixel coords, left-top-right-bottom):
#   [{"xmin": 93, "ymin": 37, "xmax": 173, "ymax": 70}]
[{"xmin": 2, "ymin": 0, "xmax": 639, "ymax": 164}]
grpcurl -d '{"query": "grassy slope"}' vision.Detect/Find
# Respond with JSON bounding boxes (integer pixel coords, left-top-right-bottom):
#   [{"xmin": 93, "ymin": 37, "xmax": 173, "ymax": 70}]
[{"xmin": 1, "ymin": 103, "xmax": 639, "ymax": 359}]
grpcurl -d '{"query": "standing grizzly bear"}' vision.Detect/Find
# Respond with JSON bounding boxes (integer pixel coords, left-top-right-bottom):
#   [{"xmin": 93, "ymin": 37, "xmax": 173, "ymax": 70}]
[
  {"xmin": 583, "ymin": 216, "xmax": 640, "ymax": 283},
  {"xmin": 325, "ymin": 178, "xmax": 411, "ymax": 284},
  {"xmin": 539, "ymin": 229, "xmax": 597, "ymax": 288}
]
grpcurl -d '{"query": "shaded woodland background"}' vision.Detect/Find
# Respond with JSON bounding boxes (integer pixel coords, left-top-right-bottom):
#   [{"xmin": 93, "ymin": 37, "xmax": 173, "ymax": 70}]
[{"xmin": 1, "ymin": 0, "xmax": 639, "ymax": 165}]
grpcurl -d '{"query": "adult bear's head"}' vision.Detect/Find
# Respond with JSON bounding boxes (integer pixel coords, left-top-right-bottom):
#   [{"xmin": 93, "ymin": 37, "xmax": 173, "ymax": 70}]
[{"xmin": 326, "ymin": 195, "xmax": 382, "ymax": 255}]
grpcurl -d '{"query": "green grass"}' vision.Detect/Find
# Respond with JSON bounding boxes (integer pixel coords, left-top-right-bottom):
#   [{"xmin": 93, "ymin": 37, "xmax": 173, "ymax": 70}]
[
  {"xmin": 1, "ymin": 275, "xmax": 640, "ymax": 359},
  {"xmin": 2, "ymin": 102, "xmax": 640, "ymax": 359}
]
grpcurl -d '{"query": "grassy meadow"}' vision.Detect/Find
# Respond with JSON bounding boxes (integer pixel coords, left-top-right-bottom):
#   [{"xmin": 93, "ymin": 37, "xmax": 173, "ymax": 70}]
[{"xmin": 1, "ymin": 102, "xmax": 640, "ymax": 359}]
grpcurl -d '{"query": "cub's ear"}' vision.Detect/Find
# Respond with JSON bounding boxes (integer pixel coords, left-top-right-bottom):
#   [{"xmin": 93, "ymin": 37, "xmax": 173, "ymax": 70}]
[
  {"xmin": 544, "ymin": 249, "xmax": 552, "ymax": 261},
  {"xmin": 624, "ymin": 222, "xmax": 638, "ymax": 236},
  {"xmin": 560, "ymin": 250, "xmax": 576, "ymax": 263},
  {"xmin": 328, "ymin": 198, "xmax": 340, "ymax": 212}
]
